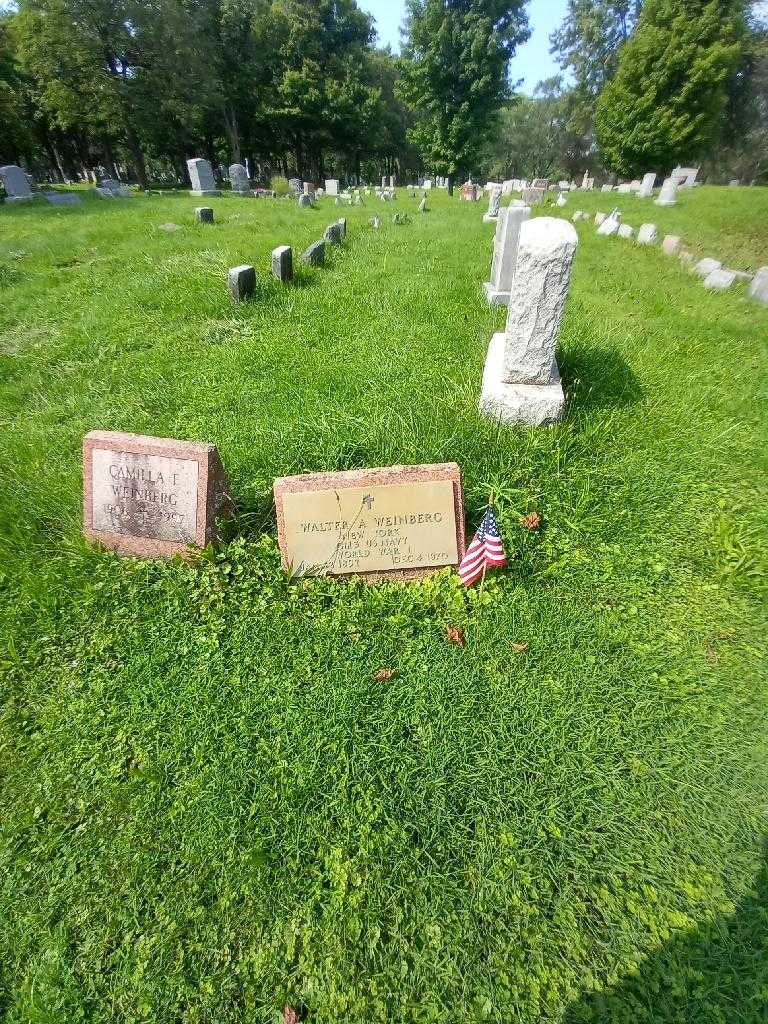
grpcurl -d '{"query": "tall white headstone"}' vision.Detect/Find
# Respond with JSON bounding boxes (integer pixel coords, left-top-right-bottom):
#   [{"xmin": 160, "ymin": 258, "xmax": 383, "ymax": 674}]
[
  {"xmin": 483, "ymin": 186, "xmax": 502, "ymax": 222},
  {"xmin": 655, "ymin": 177, "xmax": 677, "ymax": 206},
  {"xmin": 325, "ymin": 179, "xmax": 339, "ymax": 196},
  {"xmin": 484, "ymin": 205, "xmax": 530, "ymax": 306},
  {"xmin": 480, "ymin": 217, "xmax": 578, "ymax": 425},
  {"xmin": 187, "ymin": 158, "xmax": 221, "ymax": 196},
  {"xmin": 638, "ymin": 172, "xmax": 656, "ymax": 198}
]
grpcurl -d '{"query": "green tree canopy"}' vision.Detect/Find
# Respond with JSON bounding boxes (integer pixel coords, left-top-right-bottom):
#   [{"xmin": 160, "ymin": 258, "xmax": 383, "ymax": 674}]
[
  {"xmin": 595, "ymin": 0, "xmax": 747, "ymax": 176},
  {"xmin": 398, "ymin": 0, "xmax": 529, "ymax": 179}
]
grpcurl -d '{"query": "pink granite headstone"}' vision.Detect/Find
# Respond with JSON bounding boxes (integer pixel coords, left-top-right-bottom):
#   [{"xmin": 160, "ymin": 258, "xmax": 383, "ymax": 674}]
[{"xmin": 83, "ymin": 430, "xmax": 232, "ymax": 557}]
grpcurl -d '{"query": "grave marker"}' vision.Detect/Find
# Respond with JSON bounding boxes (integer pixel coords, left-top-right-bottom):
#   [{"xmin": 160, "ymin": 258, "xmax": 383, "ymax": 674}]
[
  {"xmin": 195, "ymin": 206, "xmax": 214, "ymax": 223},
  {"xmin": 637, "ymin": 223, "xmax": 657, "ymax": 245},
  {"xmin": 480, "ymin": 217, "xmax": 577, "ymax": 426},
  {"xmin": 83, "ymin": 431, "xmax": 231, "ymax": 558},
  {"xmin": 485, "ymin": 205, "xmax": 530, "ymax": 306},
  {"xmin": 272, "ymin": 245, "xmax": 293, "ymax": 282},
  {"xmin": 274, "ymin": 464, "xmax": 465, "ymax": 581},
  {"xmin": 228, "ymin": 264, "xmax": 255, "ymax": 301},
  {"xmin": 301, "ymin": 240, "xmax": 325, "ymax": 265},
  {"xmin": 187, "ymin": 158, "xmax": 221, "ymax": 196},
  {"xmin": 0, "ymin": 164, "xmax": 34, "ymax": 201},
  {"xmin": 229, "ymin": 163, "xmax": 251, "ymax": 195}
]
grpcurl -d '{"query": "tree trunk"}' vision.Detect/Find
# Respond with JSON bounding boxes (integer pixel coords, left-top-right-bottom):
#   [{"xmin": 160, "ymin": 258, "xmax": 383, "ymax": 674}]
[
  {"xmin": 123, "ymin": 122, "xmax": 148, "ymax": 188},
  {"xmin": 447, "ymin": 176, "xmax": 453, "ymax": 197},
  {"xmin": 224, "ymin": 106, "xmax": 241, "ymax": 164}
]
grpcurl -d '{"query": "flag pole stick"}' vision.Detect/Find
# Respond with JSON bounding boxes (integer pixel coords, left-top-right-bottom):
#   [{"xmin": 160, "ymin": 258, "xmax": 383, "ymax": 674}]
[{"xmin": 478, "ymin": 489, "xmax": 495, "ymax": 601}]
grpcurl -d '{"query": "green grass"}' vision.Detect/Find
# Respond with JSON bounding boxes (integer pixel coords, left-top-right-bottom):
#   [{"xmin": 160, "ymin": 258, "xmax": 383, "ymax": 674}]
[{"xmin": 1, "ymin": 185, "xmax": 767, "ymax": 1024}]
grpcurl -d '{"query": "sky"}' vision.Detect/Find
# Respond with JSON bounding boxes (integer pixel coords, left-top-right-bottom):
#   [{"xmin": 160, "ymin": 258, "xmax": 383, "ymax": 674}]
[{"xmin": 358, "ymin": 0, "xmax": 570, "ymax": 95}]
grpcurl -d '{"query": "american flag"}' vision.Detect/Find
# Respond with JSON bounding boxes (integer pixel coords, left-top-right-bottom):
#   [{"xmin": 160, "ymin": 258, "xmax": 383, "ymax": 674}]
[{"xmin": 458, "ymin": 505, "xmax": 507, "ymax": 586}]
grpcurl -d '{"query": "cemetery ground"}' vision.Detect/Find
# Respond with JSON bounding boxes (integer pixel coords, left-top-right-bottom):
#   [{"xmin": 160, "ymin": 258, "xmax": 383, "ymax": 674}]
[{"xmin": 1, "ymin": 184, "xmax": 767, "ymax": 1024}]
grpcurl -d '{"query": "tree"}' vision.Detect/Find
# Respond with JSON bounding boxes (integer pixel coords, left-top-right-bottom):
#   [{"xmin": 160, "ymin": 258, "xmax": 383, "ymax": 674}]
[
  {"xmin": 484, "ymin": 78, "xmax": 576, "ymax": 181},
  {"xmin": 398, "ymin": 0, "xmax": 529, "ymax": 181},
  {"xmin": 15, "ymin": 0, "xmax": 217, "ymax": 187},
  {"xmin": 550, "ymin": 0, "xmax": 643, "ymax": 136},
  {"xmin": 595, "ymin": 0, "xmax": 748, "ymax": 176}
]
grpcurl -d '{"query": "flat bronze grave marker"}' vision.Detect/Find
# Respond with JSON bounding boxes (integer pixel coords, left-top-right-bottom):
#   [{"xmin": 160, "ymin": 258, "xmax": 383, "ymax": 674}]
[
  {"xmin": 274, "ymin": 464, "xmax": 465, "ymax": 581},
  {"xmin": 83, "ymin": 431, "xmax": 231, "ymax": 557}
]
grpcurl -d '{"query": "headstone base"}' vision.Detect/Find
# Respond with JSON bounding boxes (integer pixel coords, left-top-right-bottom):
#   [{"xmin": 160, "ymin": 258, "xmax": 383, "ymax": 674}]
[
  {"xmin": 483, "ymin": 281, "xmax": 511, "ymax": 306},
  {"xmin": 190, "ymin": 189, "xmax": 221, "ymax": 197},
  {"xmin": 479, "ymin": 332, "xmax": 565, "ymax": 426},
  {"xmin": 4, "ymin": 195, "xmax": 35, "ymax": 203},
  {"xmin": 482, "ymin": 213, "xmax": 499, "ymax": 223}
]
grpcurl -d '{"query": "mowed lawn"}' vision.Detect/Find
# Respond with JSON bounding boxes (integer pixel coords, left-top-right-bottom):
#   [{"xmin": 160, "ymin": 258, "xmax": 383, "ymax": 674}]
[{"xmin": 1, "ymin": 185, "xmax": 767, "ymax": 1024}]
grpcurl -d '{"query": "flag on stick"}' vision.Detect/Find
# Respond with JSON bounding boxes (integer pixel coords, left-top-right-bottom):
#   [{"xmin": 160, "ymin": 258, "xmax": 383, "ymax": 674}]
[{"xmin": 458, "ymin": 505, "xmax": 507, "ymax": 587}]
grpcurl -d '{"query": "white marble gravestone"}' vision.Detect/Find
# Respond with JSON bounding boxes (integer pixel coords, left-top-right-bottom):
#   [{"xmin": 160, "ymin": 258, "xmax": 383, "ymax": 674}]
[
  {"xmin": 480, "ymin": 217, "xmax": 578, "ymax": 426},
  {"xmin": 597, "ymin": 209, "xmax": 621, "ymax": 236},
  {"xmin": 484, "ymin": 205, "xmax": 530, "ymax": 306},
  {"xmin": 187, "ymin": 158, "xmax": 221, "ymax": 196},
  {"xmin": 483, "ymin": 186, "xmax": 502, "ymax": 222},
  {"xmin": 638, "ymin": 172, "xmax": 657, "ymax": 198},
  {"xmin": 655, "ymin": 178, "xmax": 677, "ymax": 206},
  {"xmin": 1, "ymin": 164, "xmax": 34, "ymax": 201}
]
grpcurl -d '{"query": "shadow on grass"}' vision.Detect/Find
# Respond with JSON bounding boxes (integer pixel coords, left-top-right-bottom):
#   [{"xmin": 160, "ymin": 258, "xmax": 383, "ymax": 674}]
[
  {"xmin": 560, "ymin": 344, "xmax": 643, "ymax": 413},
  {"xmin": 565, "ymin": 846, "xmax": 768, "ymax": 1023}
]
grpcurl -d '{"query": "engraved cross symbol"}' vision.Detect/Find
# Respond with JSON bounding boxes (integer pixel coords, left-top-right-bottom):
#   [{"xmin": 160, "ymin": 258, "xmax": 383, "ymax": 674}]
[{"xmin": 362, "ymin": 494, "xmax": 374, "ymax": 509}]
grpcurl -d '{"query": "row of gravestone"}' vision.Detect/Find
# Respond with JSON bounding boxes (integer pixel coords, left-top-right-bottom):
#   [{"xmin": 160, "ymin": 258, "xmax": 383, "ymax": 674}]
[
  {"xmin": 0, "ymin": 163, "xmax": 128, "ymax": 205},
  {"xmin": 577, "ymin": 209, "xmax": 767, "ymax": 302},
  {"xmin": 227, "ymin": 217, "xmax": 347, "ymax": 301}
]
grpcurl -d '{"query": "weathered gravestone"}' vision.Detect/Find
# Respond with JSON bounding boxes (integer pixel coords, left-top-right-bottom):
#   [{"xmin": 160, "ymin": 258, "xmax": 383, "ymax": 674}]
[
  {"xmin": 521, "ymin": 187, "xmax": 544, "ymax": 206},
  {"xmin": 483, "ymin": 187, "xmax": 502, "ymax": 222},
  {"xmin": 638, "ymin": 172, "xmax": 657, "ymax": 198},
  {"xmin": 597, "ymin": 209, "xmax": 621, "ymax": 236},
  {"xmin": 662, "ymin": 234, "xmax": 680, "ymax": 255},
  {"xmin": 43, "ymin": 191, "xmax": 81, "ymax": 206},
  {"xmin": 324, "ymin": 222, "xmax": 342, "ymax": 244},
  {"xmin": 187, "ymin": 158, "xmax": 221, "ymax": 196},
  {"xmin": 272, "ymin": 245, "xmax": 293, "ymax": 282},
  {"xmin": 637, "ymin": 223, "xmax": 657, "ymax": 245},
  {"xmin": 301, "ymin": 240, "xmax": 325, "ymax": 265},
  {"xmin": 479, "ymin": 217, "xmax": 578, "ymax": 426},
  {"xmin": 418, "ymin": 197, "xmax": 428, "ymax": 213},
  {"xmin": 228, "ymin": 264, "xmax": 256, "ymax": 301},
  {"xmin": 1, "ymin": 164, "xmax": 34, "ymax": 201},
  {"xmin": 325, "ymin": 179, "xmax": 339, "ymax": 196},
  {"xmin": 336, "ymin": 217, "xmax": 347, "ymax": 239},
  {"xmin": 703, "ymin": 268, "xmax": 735, "ymax": 291},
  {"xmin": 655, "ymin": 178, "xmax": 677, "ymax": 206},
  {"xmin": 83, "ymin": 431, "xmax": 232, "ymax": 557},
  {"xmin": 556, "ymin": 193, "xmax": 567, "ymax": 207},
  {"xmin": 671, "ymin": 165, "xmax": 699, "ymax": 188},
  {"xmin": 694, "ymin": 257, "xmax": 722, "ymax": 278},
  {"xmin": 195, "ymin": 206, "xmax": 214, "ymax": 223},
  {"xmin": 484, "ymin": 205, "xmax": 530, "ymax": 306},
  {"xmin": 594, "ymin": 212, "xmax": 607, "ymax": 225},
  {"xmin": 288, "ymin": 177, "xmax": 302, "ymax": 194},
  {"xmin": 229, "ymin": 163, "xmax": 251, "ymax": 195},
  {"xmin": 748, "ymin": 267, "xmax": 768, "ymax": 305},
  {"xmin": 460, "ymin": 182, "xmax": 477, "ymax": 201},
  {"xmin": 274, "ymin": 463, "xmax": 465, "ymax": 581},
  {"xmin": 298, "ymin": 193, "xmax": 314, "ymax": 208},
  {"xmin": 618, "ymin": 224, "xmax": 634, "ymax": 239},
  {"xmin": 531, "ymin": 178, "xmax": 549, "ymax": 190}
]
